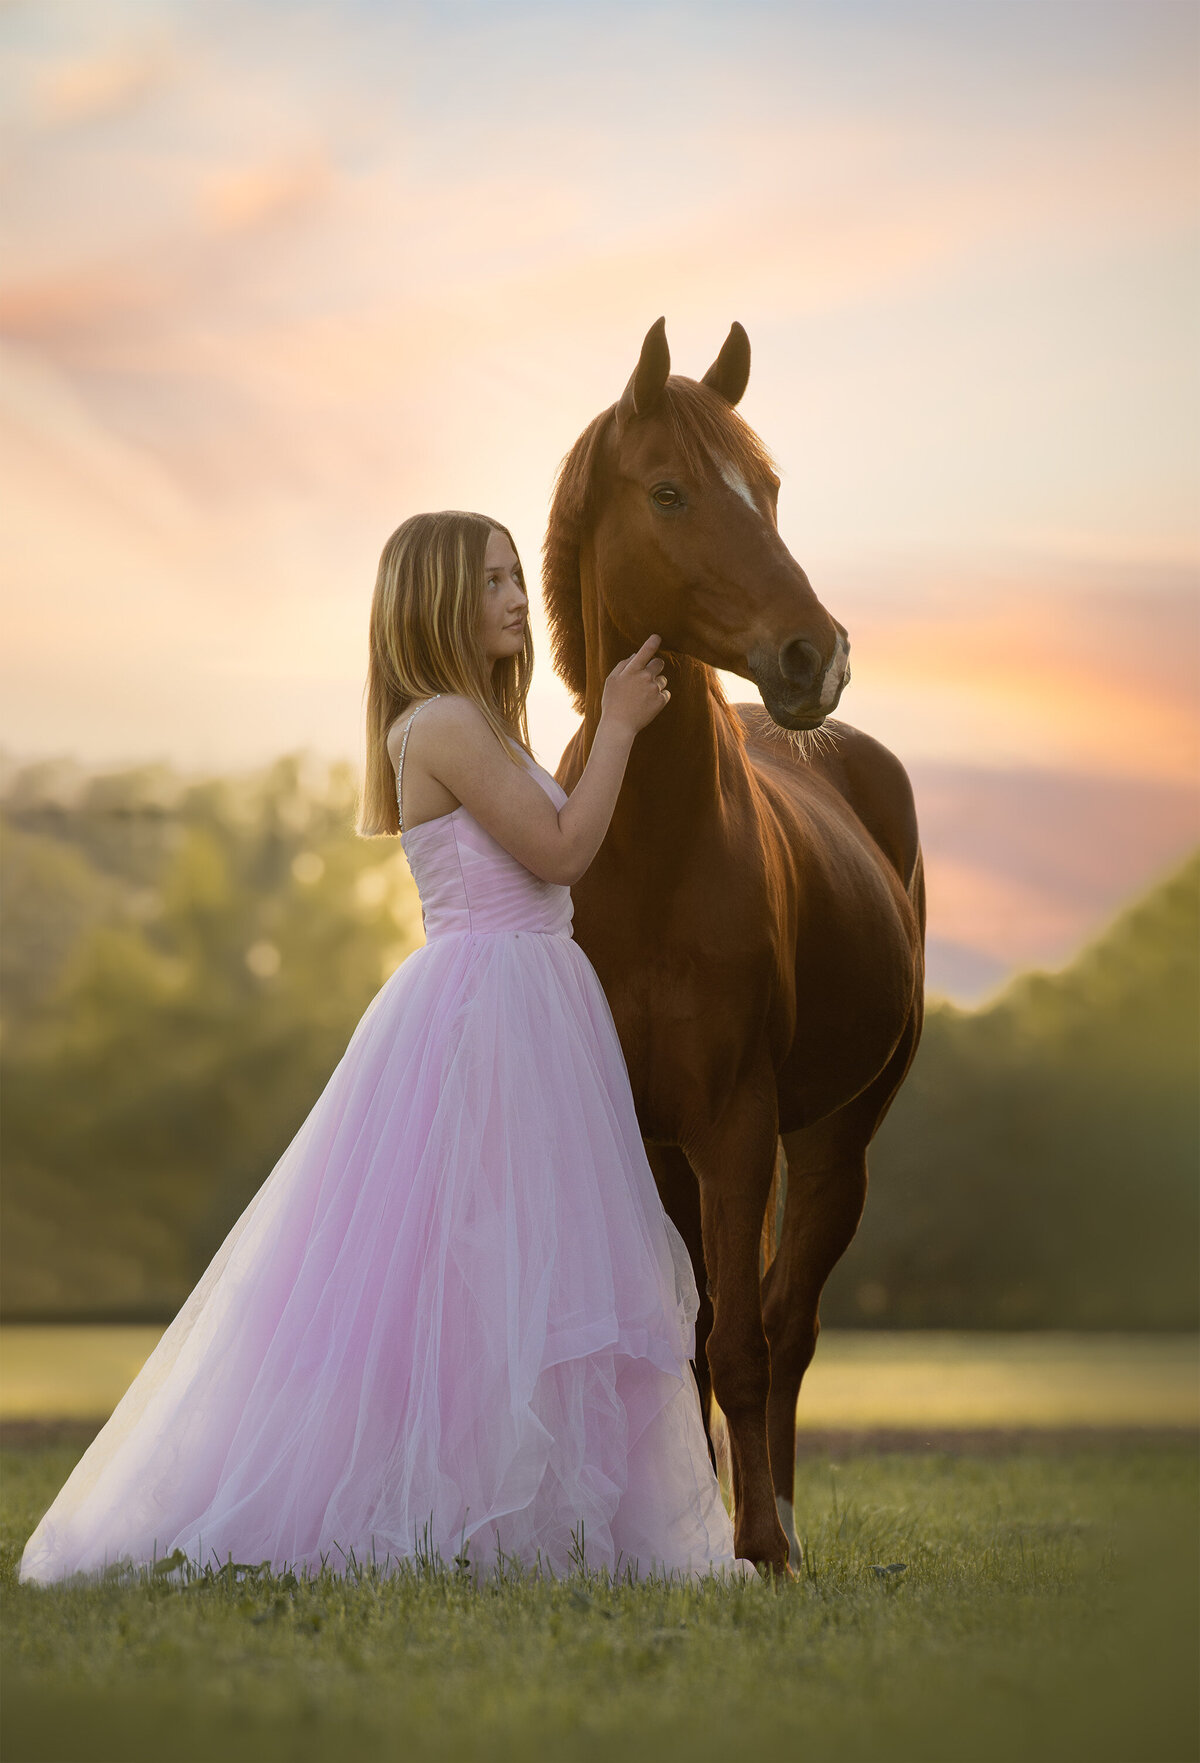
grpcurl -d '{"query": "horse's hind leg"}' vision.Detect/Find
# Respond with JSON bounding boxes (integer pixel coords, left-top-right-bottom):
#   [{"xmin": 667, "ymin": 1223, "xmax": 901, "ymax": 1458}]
[
  {"xmin": 763, "ymin": 1012, "xmax": 921, "ymax": 1560},
  {"xmin": 645, "ymin": 1142, "xmax": 718, "ymax": 1473},
  {"xmin": 761, "ymin": 1108, "xmax": 872, "ymax": 1563}
]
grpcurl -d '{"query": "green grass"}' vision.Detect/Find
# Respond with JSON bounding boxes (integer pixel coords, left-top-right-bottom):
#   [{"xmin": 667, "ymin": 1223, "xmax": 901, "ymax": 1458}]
[{"xmin": 3, "ymin": 1438, "xmax": 1197, "ymax": 1763}]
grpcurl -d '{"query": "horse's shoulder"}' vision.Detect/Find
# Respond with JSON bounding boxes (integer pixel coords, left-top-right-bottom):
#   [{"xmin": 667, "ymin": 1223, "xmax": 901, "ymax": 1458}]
[
  {"xmin": 818, "ymin": 719, "xmax": 916, "ymax": 806},
  {"xmin": 731, "ymin": 704, "xmax": 920, "ymax": 877},
  {"xmin": 733, "ymin": 703, "xmax": 910, "ymax": 794}
]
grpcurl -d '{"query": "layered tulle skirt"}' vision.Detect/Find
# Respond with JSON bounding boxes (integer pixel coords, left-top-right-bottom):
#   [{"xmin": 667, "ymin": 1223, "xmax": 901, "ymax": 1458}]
[{"xmin": 18, "ymin": 930, "xmax": 750, "ymax": 1586}]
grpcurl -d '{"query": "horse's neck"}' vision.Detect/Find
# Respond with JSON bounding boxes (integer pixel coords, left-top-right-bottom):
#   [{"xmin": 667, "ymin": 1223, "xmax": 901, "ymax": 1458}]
[{"xmin": 580, "ymin": 568, "xmax": 743, "ymax": 831}]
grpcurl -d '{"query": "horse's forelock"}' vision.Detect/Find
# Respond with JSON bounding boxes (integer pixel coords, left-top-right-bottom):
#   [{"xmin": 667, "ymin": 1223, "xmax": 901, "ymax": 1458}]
[{"xmin": 661, "ymin": 379, "xmax": 780, "ymax": 489}]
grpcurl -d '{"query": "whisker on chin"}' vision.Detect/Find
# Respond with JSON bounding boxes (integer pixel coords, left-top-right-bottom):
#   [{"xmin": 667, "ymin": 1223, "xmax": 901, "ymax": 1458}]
[{"xmin": 773, "ymin": 720, "xmax": 847, "ymax": 765}]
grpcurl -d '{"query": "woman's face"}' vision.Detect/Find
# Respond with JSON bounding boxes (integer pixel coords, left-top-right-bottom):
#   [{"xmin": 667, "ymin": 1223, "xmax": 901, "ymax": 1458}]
[{"xmin": 478, "ymin": 527, "xmax": 529, "ymax": 665}]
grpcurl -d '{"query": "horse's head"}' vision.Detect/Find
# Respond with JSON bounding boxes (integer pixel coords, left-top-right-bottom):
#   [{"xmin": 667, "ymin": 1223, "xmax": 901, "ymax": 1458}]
[{"xmin": 545, "ymin": 317, "xmax": 849, "ymax": 730}]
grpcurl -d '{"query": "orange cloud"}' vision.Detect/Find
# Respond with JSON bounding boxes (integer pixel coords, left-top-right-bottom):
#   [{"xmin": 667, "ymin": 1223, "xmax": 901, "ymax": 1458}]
[
  {"xmin": 0, "ymin": 263, "xmax": 179, "ymax": 348},
  {"xmin": 32, "ymin": 43, "xmax": 173, "ymax": 127},
  {"xmin": 836, "ymin": 571, "xmax": 1199, "ymax": 787},
  {"xmin": 199, "ymin": 154, "xmax": 333, "ymax": 235}
]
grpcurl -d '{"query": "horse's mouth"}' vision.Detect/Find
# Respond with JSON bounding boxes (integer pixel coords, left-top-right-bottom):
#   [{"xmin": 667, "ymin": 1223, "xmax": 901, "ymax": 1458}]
[
  {"xmin": 754, "ymin": 685, "xmax": 834, "ymax": 731},
  {"xmin": 759, "ymin": 663, "xmax": 850, "ymax": 731},
  {"xmin": 746, "ymin": 649, "xmax": 846, "ymax": 731},
  {"xmin": 769, "ymin": 709, "xmax": 829, "ymax": 732}
]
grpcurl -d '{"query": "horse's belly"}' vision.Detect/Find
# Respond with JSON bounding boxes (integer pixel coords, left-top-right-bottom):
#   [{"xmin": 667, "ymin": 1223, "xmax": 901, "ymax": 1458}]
[{"xmin": 774, "ymin": 878, "xmax": 921, "ymax": 1128}]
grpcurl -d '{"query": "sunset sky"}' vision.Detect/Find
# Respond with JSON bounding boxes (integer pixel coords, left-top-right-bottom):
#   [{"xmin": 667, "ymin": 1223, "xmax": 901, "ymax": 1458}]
[{"xmin": 1, "ymin": 0, "xmax": 1197, "ymax": 1000}]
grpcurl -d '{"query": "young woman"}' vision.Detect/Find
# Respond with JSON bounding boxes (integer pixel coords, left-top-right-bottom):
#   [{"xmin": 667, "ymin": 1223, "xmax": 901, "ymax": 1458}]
[{"xmin": 19, "ymin": 511, "xmax": 753, "ymax": 1587}]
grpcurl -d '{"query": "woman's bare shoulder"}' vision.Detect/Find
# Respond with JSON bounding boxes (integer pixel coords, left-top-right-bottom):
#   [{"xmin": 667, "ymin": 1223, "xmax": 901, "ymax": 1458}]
[{"xmin": 385, "ymin": 694, "xmax": 489, "ymax": 766}]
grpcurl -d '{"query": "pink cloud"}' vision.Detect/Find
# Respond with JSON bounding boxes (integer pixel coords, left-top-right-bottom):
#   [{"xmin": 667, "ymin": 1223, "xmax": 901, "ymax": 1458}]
[{"xmin": 908, "ymin": 760, "xmax": 1199, "ymax": 998}]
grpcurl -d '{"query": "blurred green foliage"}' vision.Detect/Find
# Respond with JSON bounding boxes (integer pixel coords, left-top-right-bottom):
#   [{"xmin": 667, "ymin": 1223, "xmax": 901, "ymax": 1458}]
[
  {"xmin": 823, "ymin": 846, "xmax": 1199, "ymax": 1329},
  {"xmin": 1, "ymin": 753, "xmax": 1196, "ymax": 1328},
  {"xmin": 1, "ymin": 753, "xmax": 421, "ymax": 1319}
]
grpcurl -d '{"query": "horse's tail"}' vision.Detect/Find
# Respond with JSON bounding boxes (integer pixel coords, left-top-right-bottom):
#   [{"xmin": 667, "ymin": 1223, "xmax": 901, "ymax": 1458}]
[{"xmin": 759, "ymin": 1140, "xmax": 785, "ymax": 1278}]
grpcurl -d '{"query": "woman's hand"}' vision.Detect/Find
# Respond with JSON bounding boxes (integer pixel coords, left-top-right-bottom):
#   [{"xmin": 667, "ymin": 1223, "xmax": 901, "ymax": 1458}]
[{"xmin": 600, "ymin": 634, "xmax": 670, "ymax": 737}]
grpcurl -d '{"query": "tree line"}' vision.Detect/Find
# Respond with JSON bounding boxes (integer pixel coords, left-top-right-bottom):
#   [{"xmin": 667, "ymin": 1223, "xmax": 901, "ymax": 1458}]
[{"xmin": 1, "ymin": 750, "xmax": 1195, "ymax": 1328}]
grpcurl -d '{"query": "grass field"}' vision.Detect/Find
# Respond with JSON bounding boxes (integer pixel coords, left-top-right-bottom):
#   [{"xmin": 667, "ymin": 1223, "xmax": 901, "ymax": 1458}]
[{"xmin": 3, "ymin": 1431, "xmax": 1196, "ymax": 1763}]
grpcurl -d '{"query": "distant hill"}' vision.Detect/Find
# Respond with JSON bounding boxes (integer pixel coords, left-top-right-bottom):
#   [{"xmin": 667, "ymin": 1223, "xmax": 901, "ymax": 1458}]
[{"xmin": 822, "ymin": 848, "xmax": 1200, "ymax": 1329}]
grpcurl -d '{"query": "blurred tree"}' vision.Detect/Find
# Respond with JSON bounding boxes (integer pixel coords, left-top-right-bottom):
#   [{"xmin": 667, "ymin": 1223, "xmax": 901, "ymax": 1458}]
[
  {"xmin": 821, "ymin": 850, "xmax": 1199, "ymax": 1329},
  {"xmin": 1, "ymin": 751, "xmax": 1195, "ymax": 1328},
  {"xmin": 1, "ymin": 752, "xmax": 422, "ymax": 1319}
]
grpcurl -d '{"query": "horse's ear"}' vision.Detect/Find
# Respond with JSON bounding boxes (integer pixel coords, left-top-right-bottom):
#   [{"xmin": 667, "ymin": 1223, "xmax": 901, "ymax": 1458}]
[
  {"xmin": 700, "ymin": 321, "xmax": 751, "ymax": 407},
  {"xmin": 616, "ymin": 316, "xmax": 670, "ymax": 429}
]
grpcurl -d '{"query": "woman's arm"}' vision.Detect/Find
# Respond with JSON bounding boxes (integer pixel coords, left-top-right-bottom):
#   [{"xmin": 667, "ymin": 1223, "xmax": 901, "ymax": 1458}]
[{"xmin": 407, "ymin": 636, "xmax": 668, "ymax": 886}]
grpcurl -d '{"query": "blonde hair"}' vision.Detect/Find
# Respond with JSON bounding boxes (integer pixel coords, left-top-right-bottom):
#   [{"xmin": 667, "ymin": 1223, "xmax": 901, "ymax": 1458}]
[{"xmin": 357, "ymin": 510, "xmax": 534, "ymax": 838}]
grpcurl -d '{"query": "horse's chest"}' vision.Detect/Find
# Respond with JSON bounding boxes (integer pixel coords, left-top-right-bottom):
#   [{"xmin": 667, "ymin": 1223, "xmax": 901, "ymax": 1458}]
[
  {"xmin": 574, "ymin": 868, "xmax": 782, "ymax": 1125},
  {"xmin": 609, "ymin": 966, "xmax": 743, "ymax": 1130}
]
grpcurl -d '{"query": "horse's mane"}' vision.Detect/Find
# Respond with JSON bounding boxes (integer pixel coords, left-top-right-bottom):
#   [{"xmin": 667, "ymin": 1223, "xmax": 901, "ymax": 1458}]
[{"xmin": 542, "ymin": 377, "xmax": 781, "ymax": 712}]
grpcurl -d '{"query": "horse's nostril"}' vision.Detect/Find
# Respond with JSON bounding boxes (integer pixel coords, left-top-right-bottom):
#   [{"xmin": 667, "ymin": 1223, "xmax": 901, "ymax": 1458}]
[{"xmin": 778, "ymin": 638, "xmax": 822, "ymax": 691}]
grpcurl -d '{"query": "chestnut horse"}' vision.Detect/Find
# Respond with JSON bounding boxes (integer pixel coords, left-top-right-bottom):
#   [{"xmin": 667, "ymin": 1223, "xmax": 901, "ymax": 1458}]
[{"xmin": 542, "ymin": 318, "xmax": 926, "ymax": 1576}]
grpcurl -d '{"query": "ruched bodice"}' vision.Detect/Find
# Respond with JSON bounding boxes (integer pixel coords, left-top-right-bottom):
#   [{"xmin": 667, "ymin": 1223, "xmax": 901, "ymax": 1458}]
[{"xmin": 399, "ymin": 735, "xmax": 574, "ymax": 942}]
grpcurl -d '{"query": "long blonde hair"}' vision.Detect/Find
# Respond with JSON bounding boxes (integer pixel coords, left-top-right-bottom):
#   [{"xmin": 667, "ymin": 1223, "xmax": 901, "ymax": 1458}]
[{"xmin": 357, "ymin": 510, "xmax": 535, "ymax": 838}]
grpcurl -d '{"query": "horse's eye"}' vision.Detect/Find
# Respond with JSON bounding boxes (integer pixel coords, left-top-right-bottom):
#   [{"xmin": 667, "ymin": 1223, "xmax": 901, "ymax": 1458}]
[{"xmin": 651, "ymin": 485, "xmax": 681, "ymax": 509}]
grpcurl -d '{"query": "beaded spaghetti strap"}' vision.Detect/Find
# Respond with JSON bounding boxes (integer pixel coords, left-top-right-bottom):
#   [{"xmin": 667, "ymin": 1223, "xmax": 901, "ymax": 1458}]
[{"xmin": 396, "ymin": 693, "xmax": 442, "ymax": 835}]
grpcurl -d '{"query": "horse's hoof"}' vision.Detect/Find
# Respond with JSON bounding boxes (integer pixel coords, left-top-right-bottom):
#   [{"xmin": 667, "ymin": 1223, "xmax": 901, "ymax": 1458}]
[{"xmin": 751, "ymin": 1556, "xmax": 795, "ymax": 1583}]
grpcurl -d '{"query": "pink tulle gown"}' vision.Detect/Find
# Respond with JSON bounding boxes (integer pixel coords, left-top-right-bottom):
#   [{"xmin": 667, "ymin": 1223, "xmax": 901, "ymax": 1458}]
[{"xmin": 19, "ymin": 696, "xmax": 753, "ymax": 1587}]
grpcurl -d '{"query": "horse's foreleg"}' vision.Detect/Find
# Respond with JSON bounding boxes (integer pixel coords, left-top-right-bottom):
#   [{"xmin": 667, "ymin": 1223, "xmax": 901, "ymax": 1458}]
[
  {"xmin": 644, "ymin": 1142, "xmax": 717, "ymax": 1473},
  {"xmin": 689, "ymin": 1086, "xmax": 792, "ymax": 1577},
  {"xmin": 761, "ymin": 1112, "xmax": 871, "ymax": 1563}
]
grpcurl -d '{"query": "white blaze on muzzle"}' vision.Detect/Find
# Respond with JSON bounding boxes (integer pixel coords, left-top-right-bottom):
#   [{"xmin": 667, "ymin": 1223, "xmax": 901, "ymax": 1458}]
[{"xmin": 818, "ymin": 633, "xmax": 850, "ymax": 711}]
